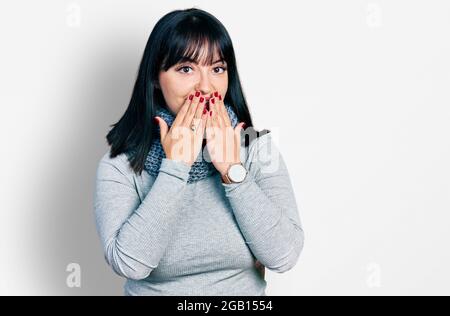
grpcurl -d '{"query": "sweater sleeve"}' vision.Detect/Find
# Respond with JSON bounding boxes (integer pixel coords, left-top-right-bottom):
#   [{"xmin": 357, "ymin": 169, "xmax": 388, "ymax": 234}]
[
  {"xmin": 94, "ymin": 156, "xmax": 191, "ymax": 280},
  {"xmin": 221, "ymin": 134, "xmax": 305, "ymax": 273}
]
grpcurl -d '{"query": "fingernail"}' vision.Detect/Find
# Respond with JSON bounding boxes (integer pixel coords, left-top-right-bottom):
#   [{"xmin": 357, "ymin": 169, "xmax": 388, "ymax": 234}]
[
  {"xmin": 210, "ymin": 110, "xmax": 213, "ymax": 116},
  {"xmin": 195, "ymin": 91, "xmax": 200, "ymax": 97},
  {"xmin": 242, "ymin": 123, "xmax": 246, "ymax": 128},
  {"xmin": 203, "ymin": 108, "xmax": 207, "ymax": 114},
  {"xmin": 200, "ymin": 97, "xmax": 204, "ymax": 103},
  {"xmin": 218, "ymin": 95, "xmax": 222, "ymax": 101},
  {"xmin": 154, "ymin": 117, "xmax": 159, "ymax": 124},
  {"xmin": 189, "ymin": 94, "xmax": 194, "ymax": 100},
  {"xmin": 214, "ymin": 91, "xmax": 219, "ymax": 97},
  {"xmin": 211, "ymin": 98, "xmax": 215, "ymax": 104}
]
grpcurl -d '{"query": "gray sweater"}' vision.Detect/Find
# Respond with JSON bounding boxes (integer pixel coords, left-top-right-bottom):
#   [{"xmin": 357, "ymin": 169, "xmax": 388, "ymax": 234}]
[{"xmin": 93, "ymin": 132, "xmax": 304, "ymax": 296}]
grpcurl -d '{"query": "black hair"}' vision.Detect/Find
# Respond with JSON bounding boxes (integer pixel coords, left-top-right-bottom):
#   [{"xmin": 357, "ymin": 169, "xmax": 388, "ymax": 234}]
[{"xmin": 106, "ymin": 7, "xmax": 270, "ymax": 175}]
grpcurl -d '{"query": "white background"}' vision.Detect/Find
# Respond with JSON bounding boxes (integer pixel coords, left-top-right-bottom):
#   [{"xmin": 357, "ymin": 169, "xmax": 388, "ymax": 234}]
[{"xmin": 0, "ymin": 0, "xmax": 449, "ymax": 295}]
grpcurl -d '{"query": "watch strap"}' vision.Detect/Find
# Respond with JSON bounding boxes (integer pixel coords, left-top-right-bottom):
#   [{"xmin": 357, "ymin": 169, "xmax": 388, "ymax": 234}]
[{"xmin": 222, "ymin": 172, "xmax": 233, "ymax": 184}]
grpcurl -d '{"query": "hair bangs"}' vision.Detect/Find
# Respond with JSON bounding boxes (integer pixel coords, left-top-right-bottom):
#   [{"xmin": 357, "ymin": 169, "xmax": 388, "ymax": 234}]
[{"xmin": 160, "ymin": 26, "xmax": 227, "ymax": 71}]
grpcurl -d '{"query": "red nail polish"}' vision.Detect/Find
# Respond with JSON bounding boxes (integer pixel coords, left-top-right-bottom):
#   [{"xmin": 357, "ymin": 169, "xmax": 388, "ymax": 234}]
[
  {"xmin": 210, "ymin": 110, "xmax": 213, "ymax": 116},
  {"xmin": 195, "ymin": 91, "xmax": 200, "ymax": 97},
  {"xmin": 214, "ymin": 91, "xmax": 219, "ymax": 97},
  {"xmin": 218, "ymin": 95, "xmax": 222, "ymax": 101},
  {"xmin": 189, "ymin": 95, "xmax": 193, "ymax": 100},
  {"xmin": 242, "ymin": 123, "xmax": 246, "ymax": 129},
  {"xmin": 211, "ymin": 98, "xmax": 215, "ymax": 104},
  {"xmin": 203, "ymin": 108, "xmax": 207, "ymax": 114},
  {"xmin": 200, "ymin": 97, "xmax": 204, "ymax": 103}
]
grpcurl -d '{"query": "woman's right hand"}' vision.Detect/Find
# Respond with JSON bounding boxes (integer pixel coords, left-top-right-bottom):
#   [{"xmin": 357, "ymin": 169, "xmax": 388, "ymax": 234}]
[{"xmin": 154, "ymin": 91, "xmax": 208, "ymax": 168}]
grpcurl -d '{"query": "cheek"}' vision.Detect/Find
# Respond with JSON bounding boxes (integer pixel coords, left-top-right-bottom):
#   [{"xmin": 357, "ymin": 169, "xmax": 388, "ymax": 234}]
[
  {"xmin": 158, "ymin": 80, "xmax": 183, "ymax": 113},
  {"xmin": 218, "ymin": 79, "xmax": 228, "ymax": 93},
  {"xmin": 159, "ymin": 72, "xmax": 185, "ymax": 94},
  {"xmin": 170, "ymin": 81, "xmax": 192, "ymax": 100}
]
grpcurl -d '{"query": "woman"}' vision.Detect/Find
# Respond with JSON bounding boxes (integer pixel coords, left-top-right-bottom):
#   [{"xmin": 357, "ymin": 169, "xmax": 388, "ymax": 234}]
[{"xmin": 94, "ymin": 7, "xmax": 304, "ymax": 296}]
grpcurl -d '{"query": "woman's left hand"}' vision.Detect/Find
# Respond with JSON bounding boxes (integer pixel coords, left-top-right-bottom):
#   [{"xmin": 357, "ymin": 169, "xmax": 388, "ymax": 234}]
[{"xmin": 205, "ymin": 93, "xmax": 246, "ymax": 178}]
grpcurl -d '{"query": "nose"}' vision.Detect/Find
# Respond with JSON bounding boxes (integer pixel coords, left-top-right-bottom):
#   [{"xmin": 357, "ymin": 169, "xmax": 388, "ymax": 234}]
[{"xmin": 195, "ymin": 71, "xmax": 215, "ymax": 98}]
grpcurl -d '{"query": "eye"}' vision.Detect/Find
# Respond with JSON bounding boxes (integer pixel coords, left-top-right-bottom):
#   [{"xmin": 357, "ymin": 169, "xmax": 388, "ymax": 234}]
[
  {"xmin": 214, "ymin": 66, "xmax": 227, "ymax": 74},
  {"xmin": 177, "ymin": 66, "xmax": 193, "ymax": 74},
  {"xmin": 176, "ymin": 65, "xmax": 228, "ymax": 74}
]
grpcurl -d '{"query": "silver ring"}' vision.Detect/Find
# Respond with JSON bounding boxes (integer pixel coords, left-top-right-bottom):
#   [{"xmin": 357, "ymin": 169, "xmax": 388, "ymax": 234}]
[{"xmin": 190, "ymin": 113, "xmax": 201, "ymax": 132}]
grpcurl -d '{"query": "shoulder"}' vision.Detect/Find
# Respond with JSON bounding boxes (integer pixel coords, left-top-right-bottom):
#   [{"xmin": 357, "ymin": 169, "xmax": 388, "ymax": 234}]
[
  {"xmin": 240, "ymin": 129, "xmax": 279, "ymax": 170},
  {"xmin": 242, "ymin": 128, "xmax": 274, "ymax": 158},
  {"xmin": 241, "ymin": 129, "xmax": 288, "ymax": 177},
  {"xmin": 96, "ymin": 149, "xmax": 135, "ymax": 184},
  {"xmin": 98, "ymin": 148, "xmax": 129, "ymax": 168},
  {"xmin": 243, "ymin": 128, "xmax": 271, "ymax": 147}
]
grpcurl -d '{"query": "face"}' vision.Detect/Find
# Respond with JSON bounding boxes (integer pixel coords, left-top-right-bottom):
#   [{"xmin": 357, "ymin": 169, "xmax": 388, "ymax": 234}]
[{"xmin": 158, "ymin": 45, "xmax": 228, "ymax": 115}]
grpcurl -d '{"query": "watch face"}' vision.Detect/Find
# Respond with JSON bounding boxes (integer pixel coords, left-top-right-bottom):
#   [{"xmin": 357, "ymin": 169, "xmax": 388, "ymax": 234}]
[{"xmin": 229, "ymin": 164, "xmax": 247, "ymax": 182}]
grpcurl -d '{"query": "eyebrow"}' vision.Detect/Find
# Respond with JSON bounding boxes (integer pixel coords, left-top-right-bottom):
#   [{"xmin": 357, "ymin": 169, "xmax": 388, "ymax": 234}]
[{"xmin": 179, "ymin": 57, "xmax": 226, "ymax": 65}]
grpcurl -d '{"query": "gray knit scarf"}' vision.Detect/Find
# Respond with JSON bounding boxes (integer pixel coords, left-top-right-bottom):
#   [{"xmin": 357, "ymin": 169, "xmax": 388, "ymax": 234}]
[{"xmin": 145, "ymin": 102, "xmax": 239, "ymax": 183}]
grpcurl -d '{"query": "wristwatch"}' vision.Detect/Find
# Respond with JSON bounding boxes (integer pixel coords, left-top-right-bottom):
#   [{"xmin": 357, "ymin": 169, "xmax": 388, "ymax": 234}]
[{"xmin": 221, "ymin": 163, "xmax": 248, "ymax": 184}]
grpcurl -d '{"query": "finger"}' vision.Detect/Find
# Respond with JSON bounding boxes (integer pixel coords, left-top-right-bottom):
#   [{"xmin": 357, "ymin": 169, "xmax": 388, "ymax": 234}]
[
  {"xmin": 215, "ymin": 93, "xmax": 232, "ymax": 127},
  {"xmin": 211, "ymin": 108, "xmax": 225, "ymax": 162},
  {"xmin": 182, "ymin": 91, "xmax": 202, "ymax": 127},
  {"xmin": 195, "ymin": 100, "xmax": 208, "ymax": 137},
  {"xmin": 172, "ymin": 89, "xmax": 196, "ymax": 127},
  {"xmin": 193, "ymin": 96, "xmax": 207, "ymax": 126},
  {"xmin": 205, "ymin": 109, "xmax": 214, "ymax": 142},
  {"xmin": 207, "ymin": 92, "xmax": 215, "ymax": 113},
  {"xmin": 234, "ymin": 122, "xmax": 246, "ymax": 138},
  {"xmin": 213, "ymin": 98, "xmax": 233, "ymax": 160},
  {"xmin": 198, "ymin": 107, "xmax": 208, "ymax": 138},
  {"xmin": 210, "ymin": 93, "xmax": 222, "ymax": 119},
  {"xmin": 211, "ymin": 107, "xmax": 219, "ymax": 130},
  {"xmin": 154, "ymin": 116, "xmax": 168, "ymax": 143},
  {"xmin": 234, "ymin": 121, "xmax": 246, "ymax": 131},
  {"xmin": 210, "ymin": 98, "xmax": 224, "ymax": 129},
  {"xmin": 234, "ymin": 122, "xmax": 246, "ymax": 151}
]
